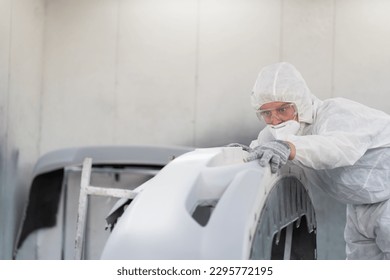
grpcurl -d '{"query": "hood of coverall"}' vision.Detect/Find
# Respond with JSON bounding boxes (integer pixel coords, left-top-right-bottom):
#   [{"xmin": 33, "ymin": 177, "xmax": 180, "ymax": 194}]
[{"xmin": 251, "ymin": 62, "xmax": 316, "ymax": 124}]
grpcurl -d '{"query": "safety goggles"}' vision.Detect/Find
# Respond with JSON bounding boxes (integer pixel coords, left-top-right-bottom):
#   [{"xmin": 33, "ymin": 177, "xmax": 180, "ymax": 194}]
[{"xmin": 256, "ymin": 103, "xmax": 297, "ymax": 123}]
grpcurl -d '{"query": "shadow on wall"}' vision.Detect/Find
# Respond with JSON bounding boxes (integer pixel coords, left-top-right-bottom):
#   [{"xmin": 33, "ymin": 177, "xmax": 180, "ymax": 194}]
[
  {"xmin": 0, "ymin": 149, "xmax": 19, "ymax": 260},
  {"xmin": 197, "ymin": 125, "xmax": 262, "ymax": 149}
]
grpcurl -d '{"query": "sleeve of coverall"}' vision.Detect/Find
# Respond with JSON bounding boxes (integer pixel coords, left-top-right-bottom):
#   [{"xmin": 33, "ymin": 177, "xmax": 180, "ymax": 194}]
[{"xmin": 286, "ymin": 99, "xmax": 390, "ymax": 170}]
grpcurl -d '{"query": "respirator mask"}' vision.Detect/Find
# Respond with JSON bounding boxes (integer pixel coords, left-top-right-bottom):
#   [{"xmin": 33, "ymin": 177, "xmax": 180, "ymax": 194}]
[{"xmin": 268, "ymin": 120, "xmax": 300, "ymax": 140}]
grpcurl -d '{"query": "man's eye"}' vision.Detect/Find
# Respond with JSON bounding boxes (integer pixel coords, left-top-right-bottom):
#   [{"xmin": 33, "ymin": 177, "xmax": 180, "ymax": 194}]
[{"xmin": 261, "ymin": 111, "xmax": 271, "ymax": 116}]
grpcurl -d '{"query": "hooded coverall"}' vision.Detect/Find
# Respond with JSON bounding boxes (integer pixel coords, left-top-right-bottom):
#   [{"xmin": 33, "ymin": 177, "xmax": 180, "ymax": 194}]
[{"xmin": 250, "ymin": 62, "xmax": 390, "ymax": 259}]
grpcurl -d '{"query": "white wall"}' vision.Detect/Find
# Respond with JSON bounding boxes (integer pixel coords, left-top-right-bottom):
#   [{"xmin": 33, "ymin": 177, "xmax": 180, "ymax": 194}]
[
  {"xmin": 0, "ymin": 0, "xmax": 12, "ymax": 260},
  {"xmin": 334, "ymin": 0, "xmax": 390, "ymax": 110},
  {"xmin": 0, "ymin": 0, "xmax": 44, "ymax": 259},
  {"xmin": 40, "ymin": 0, "xmax": 268, "ymax": 152},
  {"xmin": 2, "ymin": 0, "xmax": 390, "ymax": 259}
]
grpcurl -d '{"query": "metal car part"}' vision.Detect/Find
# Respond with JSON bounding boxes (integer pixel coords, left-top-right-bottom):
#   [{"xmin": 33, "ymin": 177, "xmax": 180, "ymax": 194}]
[
  {"xmin": 14, "ymin": 145, "xmax": 192, "ymax": 259},
  {"xmin": 98, "ymin": 147, "xmax": 317, "ymax": 259}
]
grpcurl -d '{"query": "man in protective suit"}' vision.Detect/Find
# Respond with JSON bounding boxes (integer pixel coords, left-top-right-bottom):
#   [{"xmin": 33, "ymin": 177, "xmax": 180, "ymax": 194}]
[{"xmin": 242, "ymin": 62, "xmax": 390, "ymax": 260}]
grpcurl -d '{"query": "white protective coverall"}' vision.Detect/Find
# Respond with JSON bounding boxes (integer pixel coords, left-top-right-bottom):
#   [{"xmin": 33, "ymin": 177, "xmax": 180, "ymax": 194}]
[{"xmin": 250, "ymin": 62, "xmax": 390, "ymax": 260}]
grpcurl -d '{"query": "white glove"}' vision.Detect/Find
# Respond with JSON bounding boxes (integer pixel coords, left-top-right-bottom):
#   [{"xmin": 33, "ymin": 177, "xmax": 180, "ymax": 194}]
[{"xmin": 245, "ymin": 140, "xmax": 291, "ymax": 173}]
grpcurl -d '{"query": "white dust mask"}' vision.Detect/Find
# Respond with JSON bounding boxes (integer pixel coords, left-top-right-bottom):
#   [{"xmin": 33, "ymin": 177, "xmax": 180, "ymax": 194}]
[{"xmin": 268, "ymin": 120, "xmax": 300, "ymax": 140}]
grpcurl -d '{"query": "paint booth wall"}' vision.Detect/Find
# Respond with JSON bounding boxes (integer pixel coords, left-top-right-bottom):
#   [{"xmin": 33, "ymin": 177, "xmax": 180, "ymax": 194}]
[{"xmin": 2, "ymin": 0, "xmax": 390, "ymax": 259}]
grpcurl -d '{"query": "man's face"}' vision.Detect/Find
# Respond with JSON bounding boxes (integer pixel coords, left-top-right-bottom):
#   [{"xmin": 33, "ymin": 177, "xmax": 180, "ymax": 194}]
[{"xmin": 257, "ymin": 102, "xmax": 298, "ymax": 125}]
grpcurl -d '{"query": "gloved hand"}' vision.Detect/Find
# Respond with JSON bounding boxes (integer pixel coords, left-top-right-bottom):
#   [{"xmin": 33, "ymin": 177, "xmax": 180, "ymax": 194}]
[
  {"xmin": 245, "ymin": 140, "xmax": 291, "ymax": 173},
  {"xmin": 225, "ymin": 143, "xmax": 252, "ymax": 152}
]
